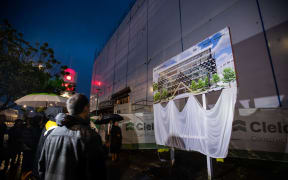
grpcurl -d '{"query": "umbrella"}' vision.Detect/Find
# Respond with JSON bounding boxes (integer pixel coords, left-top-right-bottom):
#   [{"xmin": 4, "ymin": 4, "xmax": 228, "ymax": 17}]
[
  {"xmin": 44, "ymin": 106, "xmax": 64, "ymax": 120},
  {"xmin": 15, "ymin": 93, "xmax": 67, "ymax": 107},
  {"xmin": 94, "ymin": 114, "xmax": 123, "ymax": 124}
]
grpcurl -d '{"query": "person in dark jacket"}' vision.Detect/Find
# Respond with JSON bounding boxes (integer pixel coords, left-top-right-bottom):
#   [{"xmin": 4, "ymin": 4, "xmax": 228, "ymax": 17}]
[
  {"xmin": 32, "ymin": 107, "xmax": 63, "ymax": 179},
  {"xmin": 7, "ymin": 119, "xmax": 23, "ymax": 168},
  {"xmin": 0, "ymin": 115, "xmax": 8, "ymax": 171},
  {"xmin": 21, "ymin": 114, "xmax": 42, "ymax": 178},
  {"xmin": 110, "ymin": 121, "xmax": 122, "ymax": 162},
  {"xmin": 38, "ymin": 94, "xmax": 107, "ymax": 180}
]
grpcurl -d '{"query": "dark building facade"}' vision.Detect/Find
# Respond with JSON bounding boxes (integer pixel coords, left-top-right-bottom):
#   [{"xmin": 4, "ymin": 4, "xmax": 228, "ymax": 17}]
[{"xmin": 90, "ymin": 0, "xmax": 288, "ymax": 156}]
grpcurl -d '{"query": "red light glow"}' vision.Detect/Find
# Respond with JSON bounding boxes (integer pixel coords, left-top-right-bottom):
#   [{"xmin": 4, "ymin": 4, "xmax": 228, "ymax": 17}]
[
  {"xmin": 93, "ymin": 81, "xmax": 102, "ymax": 87},
  {"xmin": 64, "ymin": 68, "xmax": 76, "ymax": 83},
  {"xmin": 66, "ymin": 75, "xmax": 71, "ymax": 80}
]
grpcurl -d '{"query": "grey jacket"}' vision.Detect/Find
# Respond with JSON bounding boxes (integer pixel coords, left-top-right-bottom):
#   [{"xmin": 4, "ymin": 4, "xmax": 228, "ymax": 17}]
[{"xmin": 39, "ymin": 114, "xmax": 106, "ymax": 180}]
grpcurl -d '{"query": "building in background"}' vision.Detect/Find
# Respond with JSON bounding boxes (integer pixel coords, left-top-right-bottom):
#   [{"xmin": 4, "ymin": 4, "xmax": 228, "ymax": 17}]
[
  {"xmin": 91, "ymin": 0, "xmax": 288, "ymax": 111},
  {"xmin": 90, "ymin": 0, "xmax": 288, "ymax": 154}
]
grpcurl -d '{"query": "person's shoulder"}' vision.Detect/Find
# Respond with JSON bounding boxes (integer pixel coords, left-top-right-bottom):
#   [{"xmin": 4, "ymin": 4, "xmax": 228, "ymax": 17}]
[
  {"xmin": 77, "ymin": 125, "xmax": 102, "ymax": 142},
  {"xmin": 116, "ymin": 126, "xmax": 121, "ymax": 130},
  {"xmin": 46, "ymin": 125, "xmax": 69, "ymax": 139},
  {"xmin": 80, "ymin": 125, "xmax": 100, "ymax": 137}
]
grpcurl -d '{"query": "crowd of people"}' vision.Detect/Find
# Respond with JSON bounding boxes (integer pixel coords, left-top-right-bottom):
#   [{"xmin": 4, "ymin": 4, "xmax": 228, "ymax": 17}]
[
  {"xmin": 0, "ymin": 113, "xmax": 43, "ymax": 178},
  {"xmin": 0, "ymin": 93, "xmax": 122, "ymax": 180}
]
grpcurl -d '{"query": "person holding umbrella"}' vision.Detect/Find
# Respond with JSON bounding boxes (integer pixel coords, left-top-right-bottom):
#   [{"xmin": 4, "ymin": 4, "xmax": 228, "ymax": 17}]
[
  {"xmin": 110, "ymin": 120, "xmax": 122, "ymax": 162},
  {"xmin": 93, "ymin": 113, "xmax": 123, "ymax": 162}
]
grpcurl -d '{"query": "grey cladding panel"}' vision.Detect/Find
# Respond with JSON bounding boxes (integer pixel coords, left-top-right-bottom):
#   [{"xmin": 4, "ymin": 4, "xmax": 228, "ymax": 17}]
[
  {"xmin": 115, "ymin": 56, "xmax": 127, "ymax": 82},
  {"xmin": 181, "ymin": 0, "xmax": 238, "ymax": 39},
  {"xmin": 258, "ymin": 0, "xmax": 288, "ymax": 29},
  {"xmin": 182, "ymin": 0, "xmax": 262, "ymax": 47},
  {"xmin": 259, "ymin": 0, "xmax": 288, "ymax": 106},
  {"xmin": 148, "ymin": 0, "xmax": 182, "ymax": 62},
  {"xmin": 128, "ymin": 0, "xmax": 147, "ymax": 74}
]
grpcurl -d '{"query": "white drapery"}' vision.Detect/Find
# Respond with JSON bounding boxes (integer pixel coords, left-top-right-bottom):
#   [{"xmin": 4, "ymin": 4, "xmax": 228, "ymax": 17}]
[{"xmin": 153, "ymin": 87, "xmax": 237, "ymax": 158}]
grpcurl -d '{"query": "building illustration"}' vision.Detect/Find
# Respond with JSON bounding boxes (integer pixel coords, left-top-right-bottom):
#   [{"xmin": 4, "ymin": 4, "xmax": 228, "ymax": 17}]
[{"xmin": 157, "ymin": 47, "xmax": 217, "ymax": 96}]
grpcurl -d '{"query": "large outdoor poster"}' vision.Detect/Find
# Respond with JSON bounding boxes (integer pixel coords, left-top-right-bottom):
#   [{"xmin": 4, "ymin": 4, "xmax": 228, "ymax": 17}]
[
  {"xmin": 153, "ymin": 27, "xmax": 236, "ymax": 101},
  {"xmin": 152, "ymin": 27, "xmax": 238, "ymax": 157}
]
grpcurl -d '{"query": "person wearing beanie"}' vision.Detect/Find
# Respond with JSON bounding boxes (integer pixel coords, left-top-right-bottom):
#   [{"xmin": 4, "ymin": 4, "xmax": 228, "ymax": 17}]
[{"xmin": 38, "ymin": 94, "xmax": 106, "ymax": 180}]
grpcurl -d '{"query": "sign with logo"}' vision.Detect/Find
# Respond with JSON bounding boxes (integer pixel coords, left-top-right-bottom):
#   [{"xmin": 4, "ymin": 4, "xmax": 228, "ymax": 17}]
[
  {"xmin": 230, "ymin": 108, "xmax": 288, "ymax": 153},
  {"xmin": 118, "ymin": 113, "xmax": 156, "ymax": 149}
]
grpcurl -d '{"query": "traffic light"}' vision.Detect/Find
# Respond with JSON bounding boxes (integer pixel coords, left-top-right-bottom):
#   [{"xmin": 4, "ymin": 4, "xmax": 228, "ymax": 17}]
[
  {"xmin": 62, "ymin": 68, "xmax": 77, "ymax": 94},
  {"xmin": 93, "ymin": 81, "xmax": 102, "ymax": 87},
  {"xmin": 62, "ymin": 83, "xmax": 76, "ymax": 92},
  {"xmin": 63, "ymin": 68, "xmax": 77, "ymax": 83}
]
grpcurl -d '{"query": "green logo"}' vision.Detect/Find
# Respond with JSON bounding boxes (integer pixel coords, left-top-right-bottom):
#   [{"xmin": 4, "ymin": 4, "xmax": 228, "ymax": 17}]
[{"xmin": 126, "ymin": 122, "xmax": 135, "ymax": 131}]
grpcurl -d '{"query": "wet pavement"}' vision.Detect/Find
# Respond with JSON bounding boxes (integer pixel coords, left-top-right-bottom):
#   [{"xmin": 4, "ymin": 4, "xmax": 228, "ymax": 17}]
[
  {"xmin": 106, "ymin": 150, "xmax": 288, "ymax": 180},
  {"xmin": 1, "ymin": 149, "xmax": 288, "ymax": 180}
]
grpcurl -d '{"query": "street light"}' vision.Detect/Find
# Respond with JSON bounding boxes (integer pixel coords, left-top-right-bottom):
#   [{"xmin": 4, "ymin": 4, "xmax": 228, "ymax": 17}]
[
  {"xmin": 94, "ymin": 81, "xmax": 102, "ymax": 113},
  {"xmin": 95, "ymin": 89, "xmax": 101, "ymax": 112}
]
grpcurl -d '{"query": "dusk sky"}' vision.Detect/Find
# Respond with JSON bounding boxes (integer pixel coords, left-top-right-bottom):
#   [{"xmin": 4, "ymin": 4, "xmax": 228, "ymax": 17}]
[{"xmin": 0, "ymin": 0, "xmax": 135, "ymax": 97}]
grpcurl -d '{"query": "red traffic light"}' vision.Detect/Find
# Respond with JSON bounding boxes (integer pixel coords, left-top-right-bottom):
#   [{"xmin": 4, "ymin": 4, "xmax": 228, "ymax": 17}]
[
  {"xmin": 64, "ymin": 68, "xmax": 76, "ymax": 83},
  {"xmin": 65, "ymin": 75, "xmax": 72, "ymax": 81},
  {"xmin": 62, "ymin": 83, "xmax": 75, "ymax": 91},
  {"xmin": 93, "ymin": 81, "xmax": 102, "ymax": 86}
]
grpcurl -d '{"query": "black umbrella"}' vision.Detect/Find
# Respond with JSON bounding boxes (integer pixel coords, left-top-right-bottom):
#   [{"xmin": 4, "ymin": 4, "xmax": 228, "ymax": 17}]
[{"xmin": 93, "ymin": 114, "xmax": 123, "ymax": 124}]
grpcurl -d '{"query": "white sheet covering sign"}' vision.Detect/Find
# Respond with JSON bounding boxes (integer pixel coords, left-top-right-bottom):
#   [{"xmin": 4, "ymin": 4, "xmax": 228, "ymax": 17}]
[{"xmin": 153, "ymin": 87, "xmax": 237, "ymax": 158}]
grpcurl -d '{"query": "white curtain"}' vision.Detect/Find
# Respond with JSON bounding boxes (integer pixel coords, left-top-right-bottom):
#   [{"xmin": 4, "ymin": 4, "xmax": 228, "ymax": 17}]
[{"xmin": 153, "ymin": 87, "xmax": 237, "ymax": 158}]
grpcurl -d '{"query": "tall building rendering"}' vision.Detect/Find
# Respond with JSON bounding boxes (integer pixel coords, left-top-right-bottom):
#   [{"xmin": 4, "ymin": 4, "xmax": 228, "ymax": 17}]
[{"xmin": 157, "ymin": 47, "xmax": 216, "ymax": 95}]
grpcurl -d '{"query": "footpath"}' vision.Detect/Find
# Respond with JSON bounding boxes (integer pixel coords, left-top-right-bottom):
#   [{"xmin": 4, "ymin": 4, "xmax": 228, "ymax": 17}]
[
  {"xmin": 107, "ymin": 150, "xmax": 288, "ymax": 180},
  {"xmin": 1, "ymin": 149, "xmax": 287, "ymax": 180}
]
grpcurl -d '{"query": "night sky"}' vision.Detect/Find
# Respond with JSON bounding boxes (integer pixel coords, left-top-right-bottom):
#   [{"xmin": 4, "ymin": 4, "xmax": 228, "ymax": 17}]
[{"xmin": 0, "ymin": 0, "xmax": 135, "ymax": 97}]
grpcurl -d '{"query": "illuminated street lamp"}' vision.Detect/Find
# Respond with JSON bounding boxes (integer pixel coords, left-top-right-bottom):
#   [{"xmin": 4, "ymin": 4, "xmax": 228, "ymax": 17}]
[
  {"xmin": 38, "ymin": 64, "xmax": 43, "ymax": 69},
  {"xmin": 93, "ymin": 81, "xmax": 102, "ymax": 112}
]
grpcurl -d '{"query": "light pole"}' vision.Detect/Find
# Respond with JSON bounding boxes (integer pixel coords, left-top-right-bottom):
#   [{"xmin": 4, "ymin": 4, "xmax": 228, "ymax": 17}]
[
  {"xmin": 145, "ymin": 58, "xmax": 152, "ymax": 105},
  {"xmin": 95, "ymin": 88, "xmax": 101, "ymax": 113}
]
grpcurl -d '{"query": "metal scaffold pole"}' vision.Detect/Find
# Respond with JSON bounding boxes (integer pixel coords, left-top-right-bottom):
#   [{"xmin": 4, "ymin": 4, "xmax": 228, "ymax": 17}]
[{"xmin": 202, "ymin": 94, "xmax": 213, "ymax": 180}]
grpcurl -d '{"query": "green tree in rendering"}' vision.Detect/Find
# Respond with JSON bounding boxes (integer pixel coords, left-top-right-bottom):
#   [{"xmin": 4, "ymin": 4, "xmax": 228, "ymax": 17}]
[
  {"xmin": 190, "ymin": 80, "xmax": 197, "ymax": 91},
  {"xmin": 153, "ymin": 92, "xmax": 161, "ymax": 102},
  {"xmin": 222, "ymin": 68, "xmax": 236, "ymax": 85},
  {"xmin": 212, "ymin": 73, "xmax": 220, "ymax": 85},
  {"xmin": 197, "ymin": 79, "xmax": 205, "ymax": 90},
  {"xmin": 161, "ymin": 88, "xmax": 168, "ymax": 100},
  {"xmin": 204, "ymin": 76, "xmax": 209, "ymax": 88},
  {"xmin": 153, "ymin": 83, "xmax": 158, "ymax": 91}
]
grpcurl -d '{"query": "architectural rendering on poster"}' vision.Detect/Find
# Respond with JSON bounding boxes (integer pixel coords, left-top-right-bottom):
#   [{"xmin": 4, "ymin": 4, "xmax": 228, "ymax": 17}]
[
  {"xmin": 152, "ymin": 28, "xmax": 238, "ymax": 180},
  {"xmin": 153, "ymin": 27, "xmax": 237, "ymax": 102},
  {"xmin": 153, "ymin": 27, "xmax": 238, "ymax": 155}
]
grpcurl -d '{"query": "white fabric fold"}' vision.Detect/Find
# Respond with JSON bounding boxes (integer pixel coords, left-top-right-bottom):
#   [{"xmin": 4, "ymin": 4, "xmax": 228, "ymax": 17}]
[{"xmin": 153, "ymin": 87, "xmax": 237, "ymax": 158}]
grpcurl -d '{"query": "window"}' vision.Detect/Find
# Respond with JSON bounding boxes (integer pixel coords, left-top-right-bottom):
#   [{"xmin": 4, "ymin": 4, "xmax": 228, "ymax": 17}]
[{"xmin": 116, "ymin": 96, "xmax": 130, "ymax": 105}]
